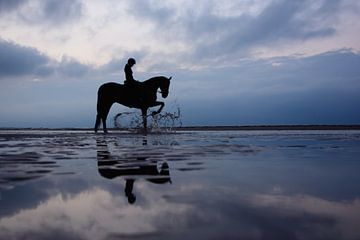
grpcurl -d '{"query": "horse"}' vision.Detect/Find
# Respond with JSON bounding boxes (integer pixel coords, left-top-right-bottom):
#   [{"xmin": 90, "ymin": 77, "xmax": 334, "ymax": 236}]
[{"xmin": 94, "ymin": 76, "xmax": 171, "ymax": 133}]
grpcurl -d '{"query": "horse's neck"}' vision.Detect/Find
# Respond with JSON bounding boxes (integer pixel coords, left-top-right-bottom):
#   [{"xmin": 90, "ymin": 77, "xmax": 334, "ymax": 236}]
[{"xmin": 144, "ymin": 77, "xmax": 161, "ymax": 91}]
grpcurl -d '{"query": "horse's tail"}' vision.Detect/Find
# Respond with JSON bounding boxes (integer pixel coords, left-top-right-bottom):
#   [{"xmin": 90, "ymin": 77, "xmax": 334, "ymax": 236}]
[
  {"xmin": 95, "ymin": 84, "xmax": 106, "ymax": 132},
  {"xmin": 96, "ymin": 88, "xmax": 102, "ymax": 113},
  {"xmin": 96, "ymin": 83, "xmax": 110, "ymax": 111},
  {"xmin": 96, "ymin": 85, "xmax": 104, "ymax": 112}
]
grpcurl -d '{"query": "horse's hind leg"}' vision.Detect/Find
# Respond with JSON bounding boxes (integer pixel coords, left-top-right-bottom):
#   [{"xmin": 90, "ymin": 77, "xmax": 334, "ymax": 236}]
[
  {"xmin": 94, "ymin": 114, "xmax": 101, "ymax": 133},
  {"xmin": 102, "ymin": 116, "xmax": 108, "ymax": 134},
  {"xmin": 95, "ymin": 93, "xmax": 103, "ymax": 133},
  {"xmin": 101, "ymin": 103, "xmax": 112, "ymax": 134}
]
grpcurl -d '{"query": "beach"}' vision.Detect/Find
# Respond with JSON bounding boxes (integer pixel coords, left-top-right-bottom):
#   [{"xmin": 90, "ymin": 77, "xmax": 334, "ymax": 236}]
[{"xmin": 1, "ymin": 129, "xmax": 360, "ymax": 240}]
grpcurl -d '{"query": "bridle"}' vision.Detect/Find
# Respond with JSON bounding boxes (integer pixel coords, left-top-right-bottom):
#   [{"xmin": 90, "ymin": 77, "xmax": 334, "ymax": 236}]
[
  {"xmin": 157, "ymin": 77, "xmax": 170, "ymax": 95},
  {"xmin": 158, "ymin": 84, "xmax": 169, "ymax": 95},
  {"xmin": 158, "ymin": 90, "xmax": 169, "ymax": 94}
]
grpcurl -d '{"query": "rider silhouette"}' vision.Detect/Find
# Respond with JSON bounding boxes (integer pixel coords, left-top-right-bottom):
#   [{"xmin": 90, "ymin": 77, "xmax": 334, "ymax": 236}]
[
  {"xmin": 123, "ymin": 57, "xmax": 145, "ymax": 106},
  {"xmin": 124, "ymin": 58, "xmax": 137, "ymax": 85}
]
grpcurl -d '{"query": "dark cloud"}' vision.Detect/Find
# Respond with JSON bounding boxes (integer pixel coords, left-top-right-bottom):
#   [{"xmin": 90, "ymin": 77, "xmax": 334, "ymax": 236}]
[
  {"xmin": 191, "ymin": 0, "xmax": 340, "ymax": 59},
  {"xmin": 172, "ymin": 49, "xmax": 360, "ymax": 125},
  {"xmin": 0, "ymin": 39, "xmax": 92, "ymax": 79},
  {"xmin": 0, "ymin": 0, "xmax": 27, "ymax": 13},
  {"xmin": 58, "ymin": 56, "xmax": 90, "ymax": 78},
  {"xmin": 275, "ymin": 49, "xmax": 360, "ymax": 84},
  {"xmin": 99, "ymin": 51, "xmax": 149, "ymax": 74},
  {"xmin": 1, "ymin": 46, "xmax": 359, "ymax": 126},
  {"xmin": 128, "ymin": 0, "xmax": 344, "ymax": 61},
  {"xmin": 128, "ymin": 0, "xmax": 174, "ymax": 24},
  {"xmin": 40, "ymin": 0, "xmax": 83, "ymax": 24},
  {"xmin": 0, "ymin": 39, "xmax": 52, "ymax": 78},
  {"xmin": 2, "ymin": 0, "xmax": 84, "ymax": 25},
  {"xmin": 99, "ymin": 58, "xmax": 124, "ymax": 74},
  {"xmin": 179, "ymin": 195, "xmax": 339, "ymax": 240},
  {"xmin": 173, "ymin": 49, "xmax": 360, "ymax": 91}
]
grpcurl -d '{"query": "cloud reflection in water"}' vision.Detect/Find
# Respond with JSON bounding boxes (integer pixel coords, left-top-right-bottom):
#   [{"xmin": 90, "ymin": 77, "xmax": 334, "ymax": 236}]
[
  {"xmin": 3, "ymin": 185, "xmax": 359, "ymax": 240},
  {"xmin": 0, "ymin": 187, "xmax": 193, "ymax": 240}
]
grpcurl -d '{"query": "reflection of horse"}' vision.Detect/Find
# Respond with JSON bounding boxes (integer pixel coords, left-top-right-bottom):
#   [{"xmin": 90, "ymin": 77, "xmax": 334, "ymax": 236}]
[
  {"xmin": 95, "ymin": 76, "xmax": 171, "ymax": 133},
  {"xmin": 96, "ymin": 137, "xmax": 171, "ymax": 204}
]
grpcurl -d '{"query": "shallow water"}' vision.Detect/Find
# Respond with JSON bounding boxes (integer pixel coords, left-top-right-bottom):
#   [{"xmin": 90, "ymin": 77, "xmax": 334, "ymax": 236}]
[{"xmin": 1, "ymin": 130, "xmax": 360, "ymax": 240}]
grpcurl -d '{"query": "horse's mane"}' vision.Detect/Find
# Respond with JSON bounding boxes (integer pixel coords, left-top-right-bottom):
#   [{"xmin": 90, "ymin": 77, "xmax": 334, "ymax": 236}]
[{"xmin": 143, "ymin": 76, "xmax": 168, "ymax": 84}]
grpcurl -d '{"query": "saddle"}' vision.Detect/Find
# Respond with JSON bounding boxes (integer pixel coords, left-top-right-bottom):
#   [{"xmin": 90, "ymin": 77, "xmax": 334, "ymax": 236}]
[{"xmin": 123, "ymin": 80, "xmax": 148, "ymax": 107}]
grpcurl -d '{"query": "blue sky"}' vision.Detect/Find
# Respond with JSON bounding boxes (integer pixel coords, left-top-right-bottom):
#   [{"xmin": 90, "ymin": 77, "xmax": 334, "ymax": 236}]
[{"xmin": 0, "ymin": 0, "xmax": 360, "ymax": 127}]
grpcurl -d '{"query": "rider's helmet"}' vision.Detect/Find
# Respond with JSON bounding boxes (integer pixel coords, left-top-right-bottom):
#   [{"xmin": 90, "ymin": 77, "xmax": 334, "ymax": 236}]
[{"xmin": 128, "ymin": 58, "xmax": 136, "ymax": 65}]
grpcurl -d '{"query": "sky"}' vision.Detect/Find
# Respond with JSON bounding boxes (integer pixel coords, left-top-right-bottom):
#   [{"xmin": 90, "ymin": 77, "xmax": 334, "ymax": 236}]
[{"xmin": 0, "ymin": 0, "xmax": 360, "ymax": 127}]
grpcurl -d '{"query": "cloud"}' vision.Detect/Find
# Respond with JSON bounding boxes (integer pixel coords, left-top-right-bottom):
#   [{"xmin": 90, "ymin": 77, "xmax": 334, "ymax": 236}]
[
  {"xmin": 128, "ymin": 0, "xmax": 175, "ymax": 25},
  {"xmin": 0, "ymin": 40, "xmax": 94, "ymax": 80},
  {"xmin": 0, "ymin": 187, "xmax": 192, "ymax": 239},
  {"xmin": 1, "ymin": 42, "xmax": 359, "ymax": 127},
  {"xmin": 172, "ymin": 49, "xmax": 360, "ymax": 125},
  {"xmin": 1, "ymin": 0, "xmax": 359, "ymax": 69},
  {"xmin": 251, "ymin": 193, "xmax": 360, "ymax": 239},
  {"xmin": 173, "ymin": 49, "xmax": 360, "ymax": 98},
  {"xmin": 127, "ymin": 0, "xmax": 342, "ymax": 61},
  {"xmin": 0, "ymin": 0, "xmax": 27, "ymax": 13},
  {"xmin": 228, "ymin": 1, "xmax": 335, "ymax": 54},
  {"xmin": 40, "ymin": 0, "xmax": 83, "ymax": 24},
  {"xmin": 99, "ymin": 50, "xmax": 150, "ymax": 75},
  {"xmin": 0, "ymin": 0, "xmax": 83, "ymax": 25},
  {"xmin": 58, "ymin": 56, "xmax": 90, "ymax": 78},
  {"xmin": 0, "ymin": 39, "xmax": 52, "ymax": 78}
]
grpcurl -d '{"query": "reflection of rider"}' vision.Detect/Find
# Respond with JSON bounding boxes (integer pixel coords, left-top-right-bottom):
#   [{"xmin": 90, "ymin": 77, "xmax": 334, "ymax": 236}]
[
  {"xmin": 124, "ymin": 58, "xmax": 137, "ymax": 85},
  {"xmin": 125, "ymin": 179, "xmax": 136, "ymax": 204}
]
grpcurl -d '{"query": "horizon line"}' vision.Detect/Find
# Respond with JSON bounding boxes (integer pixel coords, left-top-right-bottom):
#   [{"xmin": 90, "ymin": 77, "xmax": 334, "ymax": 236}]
[{"xmin": 1, "ymin": 124, "xmax": 360, "ymax": 131}]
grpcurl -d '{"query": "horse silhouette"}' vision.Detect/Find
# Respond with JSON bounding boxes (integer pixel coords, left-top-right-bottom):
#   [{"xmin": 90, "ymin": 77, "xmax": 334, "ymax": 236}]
[{"xmin": 95, "ymin": 76, "xmax": 171, "ymax": 133}]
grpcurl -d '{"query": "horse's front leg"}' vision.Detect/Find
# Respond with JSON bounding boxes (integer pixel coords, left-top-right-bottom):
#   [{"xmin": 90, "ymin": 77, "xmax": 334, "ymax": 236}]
[
  {"xmin": 141, "ymin": 108, "xmax": 148, "ymax": 133},
  {"xmin": 150, "ymin": 101, "xmax": 165, "ymax": 116}
]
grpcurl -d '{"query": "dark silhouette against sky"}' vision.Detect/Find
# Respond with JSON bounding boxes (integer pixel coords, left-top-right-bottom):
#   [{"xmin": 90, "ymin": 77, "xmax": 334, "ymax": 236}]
[{"xmin": 95, "ymin": 75, "xmax": 171, "ymax": 133}]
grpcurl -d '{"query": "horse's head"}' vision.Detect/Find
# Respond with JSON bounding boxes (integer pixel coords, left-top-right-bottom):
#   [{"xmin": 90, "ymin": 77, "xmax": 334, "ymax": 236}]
[{"xmin": 159, "ymin": 76, "xmax": 171, "ymax": 98}]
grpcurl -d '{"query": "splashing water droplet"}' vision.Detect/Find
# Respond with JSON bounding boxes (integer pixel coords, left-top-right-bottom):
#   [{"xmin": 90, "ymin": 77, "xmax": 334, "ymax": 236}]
[{"xmin": 114, "ymin": 101, "xmax": 182, "ymax": 132}]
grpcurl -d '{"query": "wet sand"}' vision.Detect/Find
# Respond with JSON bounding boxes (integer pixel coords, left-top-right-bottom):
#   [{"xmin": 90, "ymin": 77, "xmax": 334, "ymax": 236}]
[{"xmin": 1, "ymin": 129, "xmax": 360, "ymax": 240}]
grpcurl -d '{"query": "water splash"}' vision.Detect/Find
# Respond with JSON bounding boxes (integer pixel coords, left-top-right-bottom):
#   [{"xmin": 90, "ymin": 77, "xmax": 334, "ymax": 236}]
[
  {"xmin": 151, "ymin": 107, "xmax": 182, "ymax": 132},
  {"xmin": 113, "ymin": 112, "xmax": 142, "ymax": 130},
  {"xmin": 113, "ymin": 102, "xmax": 182, "ymax": 132}
]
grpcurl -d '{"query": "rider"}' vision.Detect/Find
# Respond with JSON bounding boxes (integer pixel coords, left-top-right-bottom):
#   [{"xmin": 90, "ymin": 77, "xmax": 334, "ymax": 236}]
[
  {"xmin": 124, "ymin": 58, "xmax": 137, "ymax": 85},
  {"xmin": 124, "ymin": 57, "xmax": 144, "ymax": 106}
]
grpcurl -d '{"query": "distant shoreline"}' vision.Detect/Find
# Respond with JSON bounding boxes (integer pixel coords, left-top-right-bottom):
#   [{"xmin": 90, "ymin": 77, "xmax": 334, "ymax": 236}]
[
  {"xmin": 1, "ymin": 125, "xmax": 360, "ymax": 131},
  {"xmin": 175, "ymin": 125, "xmax": 360, "ymax": 131}
]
